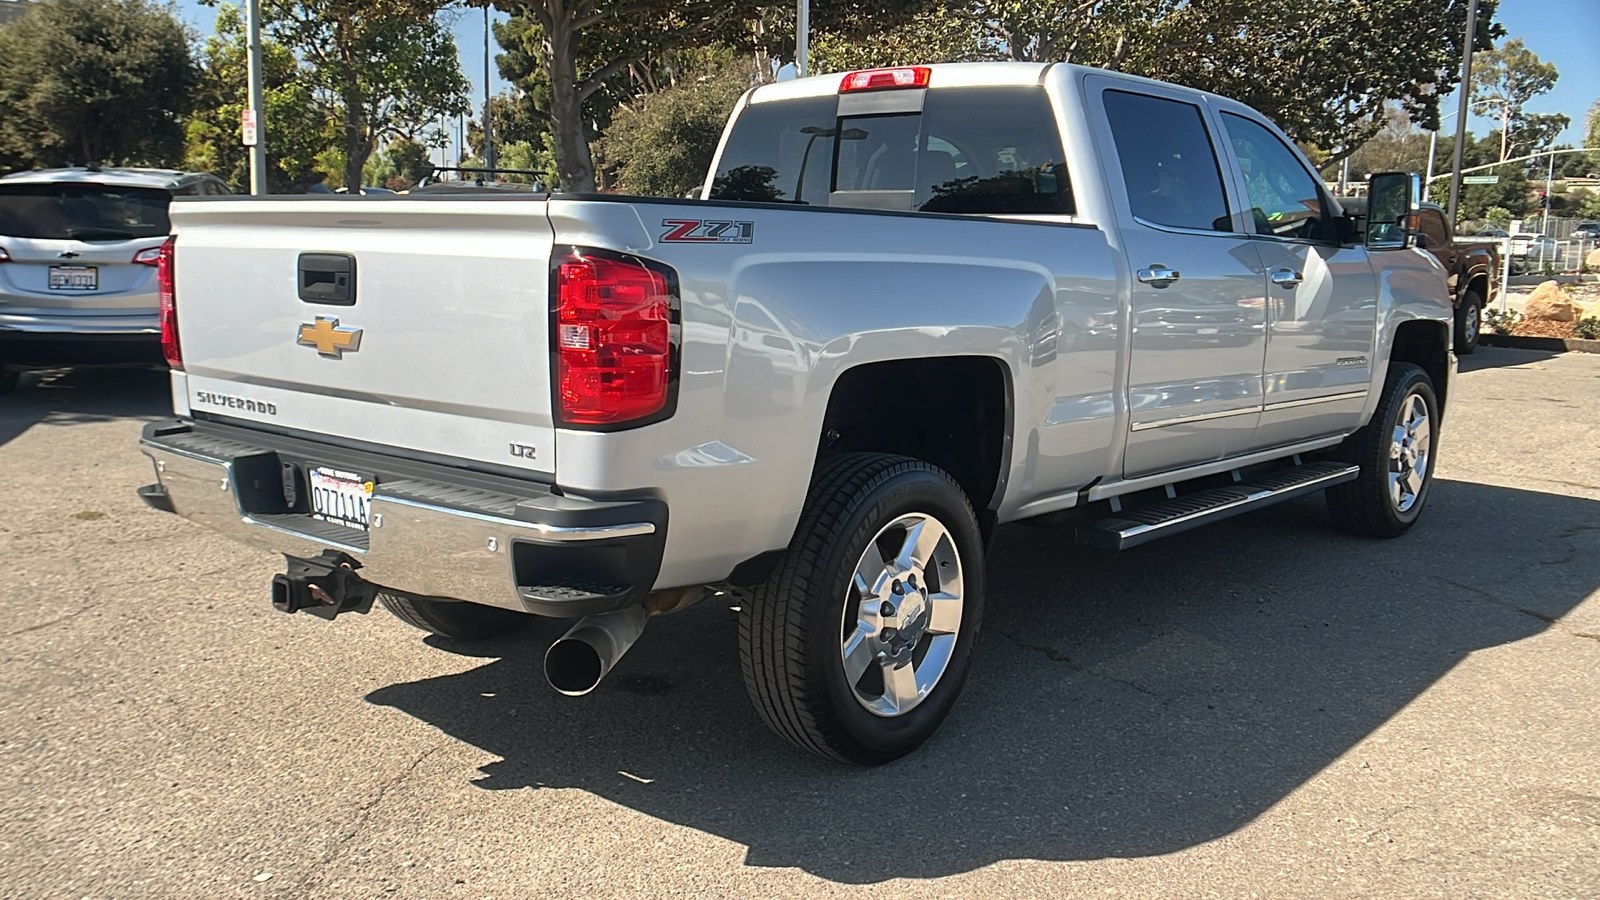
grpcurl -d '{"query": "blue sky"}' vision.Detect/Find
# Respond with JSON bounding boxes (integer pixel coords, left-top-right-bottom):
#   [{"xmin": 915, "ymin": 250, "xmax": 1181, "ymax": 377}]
[{"xmin": 173, "ymin": 0, "xmax": 1599, "ymax": 159}]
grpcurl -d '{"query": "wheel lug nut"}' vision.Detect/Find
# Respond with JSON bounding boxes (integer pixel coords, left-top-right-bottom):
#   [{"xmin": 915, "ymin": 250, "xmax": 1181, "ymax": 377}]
[
  {"xmin": 880, "ymin": 601, "xmax": 896, "ymax": 617},
  {"xmin": 891, "ymin": 581, "xmax": 904, "ymax": 595}
]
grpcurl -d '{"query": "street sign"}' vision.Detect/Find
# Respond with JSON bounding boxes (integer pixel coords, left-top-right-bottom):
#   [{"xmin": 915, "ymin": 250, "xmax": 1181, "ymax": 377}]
[
  {"xmin": 240, "ymin": 109, "xmax": 258, "ymax": 147},
  {"xmin": 1462, "ymin": 174, "xmax": 1499, "ymax": 184}
]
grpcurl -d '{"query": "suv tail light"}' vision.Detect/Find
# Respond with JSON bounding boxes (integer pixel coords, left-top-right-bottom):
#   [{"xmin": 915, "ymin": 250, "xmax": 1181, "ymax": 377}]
[
  {"xmin": 553, "ymin": 249, "xmax": 678, "ymax": 427},
  {"xmin": 840, "ymin": 66, "xmax": 931, "ymax": 92},
  {"xmin": 156, "ymin": 237, "xmax": 181, "ymax": 370}
]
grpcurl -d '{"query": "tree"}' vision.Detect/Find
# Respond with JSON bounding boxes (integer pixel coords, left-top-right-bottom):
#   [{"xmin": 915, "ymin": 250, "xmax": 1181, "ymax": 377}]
[
  {"xmin": 184, "ymin": 4, "xmax": 332, "ymax": 192},
  {"xmin": 0, "ymin": 0, "xmax": 197, "ymax": 172},
  {"xmin": 1470, "ymin": 37, "xmax": 1559, "ymax": 162},
  {"xmin": 1343, "ymin": 106, "xmax": 1434, "ymax": 178},
  {"xmin": 596, "ymin": 55, "xmax": 751, "ymax": 197},
  {"xmin": 807, "ymin": 0, "xmax": 1499, "ymax": 170},
  {"xmin": 481, "ymin": 1, "xmax": 931, "ymax": 193},
  {"xmin": 265, "ymin": 0, "xmax": 471, "ymax": 189}
]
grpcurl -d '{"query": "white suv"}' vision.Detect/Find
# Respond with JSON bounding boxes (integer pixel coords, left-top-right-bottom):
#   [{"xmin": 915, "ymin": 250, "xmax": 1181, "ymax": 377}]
[{"xmin": 0, "ymin": 167, "xmax": 229, "ymax": 392}]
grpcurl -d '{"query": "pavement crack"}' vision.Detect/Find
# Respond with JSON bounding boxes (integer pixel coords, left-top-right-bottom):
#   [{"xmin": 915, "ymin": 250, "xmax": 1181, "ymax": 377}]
[
  {"xmin": 288, "ymin": 744, "xmax": 441, "ymax": 893},
  {"xmin": 1517, "ymin": 608, "xmax": 1600, "ymax": 642},
  {"xmin": 3, "ymin": 603, "xmax": 91, "ymax": 637},
  {"xmin": 993, "ymin": 628, "xmax": 1166, "ymax": 700}
]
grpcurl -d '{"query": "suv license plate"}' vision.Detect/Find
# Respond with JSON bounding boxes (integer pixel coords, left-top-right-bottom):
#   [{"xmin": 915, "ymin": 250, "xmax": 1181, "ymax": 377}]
[
  {"xmin": 309, "ymin": 466, "xmax": 374, "ymax": 531},
  {"xmin": 48, "ymin": 265, "xmax": 98, "ymax": 291}
]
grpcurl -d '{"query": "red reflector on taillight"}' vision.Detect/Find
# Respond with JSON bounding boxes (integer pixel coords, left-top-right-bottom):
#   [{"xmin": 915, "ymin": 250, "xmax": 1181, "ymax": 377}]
[
  {"xmin": 156, "ymin": 237, "xmax": 181, "ymax": 370},
  {"xmin": 554, "ymin": 251, "xmax": 675, "ymax": 426},
  {"xmin": 840, "ymin": 66, "xmax": 931, "ymax": 93}
]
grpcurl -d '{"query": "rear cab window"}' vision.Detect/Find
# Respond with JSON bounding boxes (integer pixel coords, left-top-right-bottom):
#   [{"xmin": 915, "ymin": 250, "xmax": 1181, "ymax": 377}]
[
  {"xmin": 0, "ymin": 183, "xmax": 171, "ymax": 241},
  {"xmin": 711, "ymin": 86, "xmax": 1075, "ymax": 216}
]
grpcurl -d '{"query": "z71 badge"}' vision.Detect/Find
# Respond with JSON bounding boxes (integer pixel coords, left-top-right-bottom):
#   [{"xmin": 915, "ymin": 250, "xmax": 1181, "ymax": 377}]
[{"xmin": 661, "ymin": 218, "xmax": 754, "ymax": 244}]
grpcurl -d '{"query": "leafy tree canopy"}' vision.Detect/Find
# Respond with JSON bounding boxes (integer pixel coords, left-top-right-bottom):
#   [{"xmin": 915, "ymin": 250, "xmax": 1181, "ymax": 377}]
[
  {"xmin": 596, "ymin": 50, "xmax": 751, "ymax": 197},
  {"xmin": 0, "ymin": 0, "xmax": 197, "ymax": 172},
  {"xmin": 184, "ymin": 4, "xmax": 332, "ymax": 192},
  {"xmin": 1470, "ymin": 37, "xmax": 1560, "ymax": 161}
]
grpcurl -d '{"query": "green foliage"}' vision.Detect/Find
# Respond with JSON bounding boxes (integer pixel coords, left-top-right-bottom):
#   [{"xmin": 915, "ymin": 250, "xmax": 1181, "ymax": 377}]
[
  {"xmin": 1482, "ymin": 206, "xmax": 1511, "ymax": 223},
  {"xmin": 1471, "ymin": 38, "xmax": 1560, "ymax": 161},
  {"xmin": 364, "ymin": 138, "xmax": 436, "ymax": 191},
  {"xmin": 0, "ymin": 0, "xmax": 197, "ymax": 172},
  {"xmin": 497, "ymin": 138, "xmax": 557, "ymax": 185},
  {"xmin": 1482, "ymin": 307, "xmax": 1520, "ymax": 335},
  {"xmin": 597, "ymin": 61, "xmax": 752, "ymax": 197},
  {"xmin": 183, "ymin": 4, "xmax": 332, "ymax": 192},
  {"xmin": 1575, "ymin": 318, "xmax": 1600, "ymax": 341},
  {"xmin": 264, "ymin": 0, "xmax": 470, "ymax": 189}
]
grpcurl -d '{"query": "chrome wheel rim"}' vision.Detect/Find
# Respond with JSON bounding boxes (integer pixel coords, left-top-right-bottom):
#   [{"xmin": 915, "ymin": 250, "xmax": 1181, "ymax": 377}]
[
  {"xmin": 1389, "ymin": 392, "xmax": 1432, "ymax": 513},
  {"xmin": 840, "ymin": 512, "xmax": 964, "ymax": 717},
  {"xmin": 1464, "ymin": 305, "xmax": 1480, "ymax": 344}
]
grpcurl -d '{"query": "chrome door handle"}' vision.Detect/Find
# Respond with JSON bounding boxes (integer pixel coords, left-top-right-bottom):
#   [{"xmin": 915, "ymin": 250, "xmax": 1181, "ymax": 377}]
[
  {"xmin": 1136, "ymin": 265, "xmax": 1181, "ymax": 287},
  {"xmin": 1270, "ymin": 268, "xmax": 1303, "ymax": 287}
]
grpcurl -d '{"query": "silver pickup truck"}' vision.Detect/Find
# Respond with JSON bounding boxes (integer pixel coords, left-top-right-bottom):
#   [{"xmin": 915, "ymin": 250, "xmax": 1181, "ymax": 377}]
[{"xmin": 138, "ymin": 63, "xmax": 1454, "ymax": 764}]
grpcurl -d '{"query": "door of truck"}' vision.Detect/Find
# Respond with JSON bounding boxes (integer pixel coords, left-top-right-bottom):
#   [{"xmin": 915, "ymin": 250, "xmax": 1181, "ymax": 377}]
[
  {"xmin": 1093, "ymin": 81, "xmax": 1269, "ymax": 478},
  {"xmin": 1212, "ymin": 109, "xmax": 1376, "ymax": 447}
]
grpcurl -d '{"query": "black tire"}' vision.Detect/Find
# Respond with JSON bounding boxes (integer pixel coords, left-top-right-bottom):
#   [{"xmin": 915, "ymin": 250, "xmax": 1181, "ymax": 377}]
[
  {"xmin": 1454, "ymin": 290, "xmax": 1482, "ymax": 355},
  {"xmin": 0, "ymin": 369, "xmax": 18, "ymax": 396},
  {"xmin": 1327, "ymin": 363, "xmax": 1439, "ymax": 538},
  {"xmin": 740, "ymin": 453, "xmax": 986, "ymax": 765},
  {"xmin": 379, "ymin": 592, "xmax": 534, "ymax": 641}
]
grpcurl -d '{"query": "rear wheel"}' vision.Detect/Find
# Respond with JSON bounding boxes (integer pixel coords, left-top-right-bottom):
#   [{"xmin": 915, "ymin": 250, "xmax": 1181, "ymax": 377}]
[
  {"xmin": 1327, "ymin": 362, "xmax": 1438, "ymax": 538},
  {"xmin": 740, "ymin": 453, "xmax": 985, "ymax": 765},
  {"xmin": 380, "ymin": 592, "xmax": 534, "ymax": 641},
  {"xmin": 1454, "ymin": 289, "xmax": 1482, "ymax": 355}
]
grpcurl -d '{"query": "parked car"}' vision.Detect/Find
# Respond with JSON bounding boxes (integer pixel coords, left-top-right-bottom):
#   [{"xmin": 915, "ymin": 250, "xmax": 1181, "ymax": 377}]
[
  {"xmin": 1508, "ymin": 232, "xmax": 1559, "ymax": 269},
  {"xmin": 1573, "ymin": 221, "xmax": 1600, "ymax": 239},
  {"xmin": 1472, "ymin": 225, "xmax": 1509, "ymax": 238},
  {"xmin": 1416, "ymin": 203, "xmax": 1498, "ymax": 354},
  {"xmin": 137, "ymin": 62, "xmax": 1454, "ymax": 764},
  {"xmin": 0, "ymin": 167, "xmax": 229, "ymax": 393}
]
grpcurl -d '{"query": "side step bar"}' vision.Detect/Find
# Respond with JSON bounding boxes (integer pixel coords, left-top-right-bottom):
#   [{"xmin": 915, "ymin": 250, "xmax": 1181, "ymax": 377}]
[{"xmin": 1077, "ymin": 462, "xmax": 1360, "ymax": 550}]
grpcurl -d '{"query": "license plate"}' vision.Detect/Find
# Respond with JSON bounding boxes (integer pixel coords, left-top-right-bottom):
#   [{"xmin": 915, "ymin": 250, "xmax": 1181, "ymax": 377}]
[
  {"xmin": 309, "ymin": 466, "xmax": 374, "ymax": 531},
  {"xmin": 48, "ymin": 265, "xmax": 98, "ymax": 291}
]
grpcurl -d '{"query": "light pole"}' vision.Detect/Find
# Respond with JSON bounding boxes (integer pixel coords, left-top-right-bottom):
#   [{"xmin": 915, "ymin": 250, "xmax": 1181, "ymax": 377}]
[
  {"xmin": 1446, "ymin": 0, "xmax": 1479, "ymax": 225},
  {"xmin": 1424, "ymin": 108, "xmax": 1457, "ymax": 189},
  {"xmin": 244, "ymin": 0, "xmax": 267, "ymax": 195},
  {"xmin": 796, "ymin": 0, "xmax": 810, "ymax": 77},
  {"xmin": 483, "ymin": 6, "xmax": 495, "ymax": 174}
]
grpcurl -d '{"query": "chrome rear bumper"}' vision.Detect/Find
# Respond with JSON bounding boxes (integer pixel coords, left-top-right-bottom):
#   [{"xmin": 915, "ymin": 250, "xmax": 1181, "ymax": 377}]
[{"xmin": 138, "ymin": 420, "xmax": 667, "ymax": 616}]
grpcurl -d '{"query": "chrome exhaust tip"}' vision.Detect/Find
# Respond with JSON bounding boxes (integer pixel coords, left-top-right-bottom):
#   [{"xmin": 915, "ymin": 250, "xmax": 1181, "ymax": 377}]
[{"xmin": 544, "ymin": 605, "xmax": 648, "ymax": 696}]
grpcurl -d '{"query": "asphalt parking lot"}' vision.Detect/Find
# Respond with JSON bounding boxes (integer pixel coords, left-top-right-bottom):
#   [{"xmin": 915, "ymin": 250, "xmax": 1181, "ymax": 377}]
[{"xmin": 2, "ymin": 349, "xmax": 1598, "ymax": 899}]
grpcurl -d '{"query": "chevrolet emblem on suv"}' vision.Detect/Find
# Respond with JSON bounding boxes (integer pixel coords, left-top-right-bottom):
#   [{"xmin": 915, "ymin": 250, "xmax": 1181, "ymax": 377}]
[{"xmin": 297, "ymin": 317, "xmax": 363, "ymax": 358}]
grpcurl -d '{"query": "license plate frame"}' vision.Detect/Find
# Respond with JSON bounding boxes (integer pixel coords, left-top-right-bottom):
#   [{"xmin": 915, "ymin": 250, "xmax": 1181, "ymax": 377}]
[
  {"xmin": 308, "ymin": 466, "xmax": 375, "ymax": 531},
  {"xmin": 48, "ymin": 265, "xmax": 99, "ymax": 291}
]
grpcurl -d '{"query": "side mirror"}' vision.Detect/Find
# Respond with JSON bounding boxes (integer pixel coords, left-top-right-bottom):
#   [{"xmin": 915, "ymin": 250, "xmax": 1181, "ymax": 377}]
[{"xmin": 1366, "ymin": 171, "xmax": 1421, "ymax": 250}]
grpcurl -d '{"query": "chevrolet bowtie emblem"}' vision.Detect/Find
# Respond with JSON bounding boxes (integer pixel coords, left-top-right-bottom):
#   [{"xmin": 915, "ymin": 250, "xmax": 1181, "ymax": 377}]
[{"xmin": 297, "ymin": 316, "xmax": 363, "ymax": 358}]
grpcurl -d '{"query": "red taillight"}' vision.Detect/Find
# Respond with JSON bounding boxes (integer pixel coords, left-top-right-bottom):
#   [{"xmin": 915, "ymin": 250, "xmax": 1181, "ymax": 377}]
[
  {"xmin": 554, "ymin": 251, "xmax": 675, "ymax": 426},
  {"xmin": 156, "ymin": 237, "xmax": 181, "ymax": 370},
  {"xmin": 840, "ymin": 66, "xmax": 931, "ymax": 92},
  {"xmin": 133, "ymin": 246, "xmax": 162, "ymax": 266}
]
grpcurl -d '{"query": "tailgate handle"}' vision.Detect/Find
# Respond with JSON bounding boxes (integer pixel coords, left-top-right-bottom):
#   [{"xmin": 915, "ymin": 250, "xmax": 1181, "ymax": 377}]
[{"xmin": 298, "ymin": 253, "xmax": 356, "ymax": 305}]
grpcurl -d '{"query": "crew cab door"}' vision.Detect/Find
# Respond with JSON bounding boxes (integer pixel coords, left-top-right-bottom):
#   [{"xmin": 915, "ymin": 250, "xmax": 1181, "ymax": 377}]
[
  {"xmin": 1094, "ymin": 81, "xmax": 1268, "ymax": 478},
  {"xmin": 1213, "ymin": 110, "xmax": 1376, "ymax": 446}
]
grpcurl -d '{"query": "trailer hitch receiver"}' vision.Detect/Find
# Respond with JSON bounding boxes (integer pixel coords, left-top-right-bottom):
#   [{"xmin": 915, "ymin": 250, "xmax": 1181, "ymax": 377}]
[{"xmin": 270, "ymin": 550, "xmax": 380, "ymax": 620}]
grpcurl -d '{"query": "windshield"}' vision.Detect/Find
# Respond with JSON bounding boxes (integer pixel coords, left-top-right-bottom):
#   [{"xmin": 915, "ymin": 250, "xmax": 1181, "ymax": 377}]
[{"xmin": 0, "ymin": 183, "xmax": 171, "ymax": 241}]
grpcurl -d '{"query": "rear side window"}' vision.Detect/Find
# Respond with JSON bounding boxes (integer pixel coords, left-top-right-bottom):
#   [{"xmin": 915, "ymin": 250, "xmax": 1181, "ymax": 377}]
[
  {"xmin": 1103, "ymin": 90, "xmax": 1230, "ymax": 232},
  {"xmin": 711, "ymin": 87, "xmax": 1075, "ymax": 215},
  {"xmin": 0, "ymin": 183, "xmax": 171, "ymax": 240},
  {"xmin": 1417, "ymin": 208, "xmax": 1450, "ymax": 249}
]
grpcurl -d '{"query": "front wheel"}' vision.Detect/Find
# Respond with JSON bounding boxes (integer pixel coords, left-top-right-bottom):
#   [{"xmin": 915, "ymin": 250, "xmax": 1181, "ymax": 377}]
[
  {"xmin": 1327, "ymin": 362, "xmax": 1439, "ymax": 538},
  {"xmin": 740, "ymin": 453, "xmax": 985, "ymax": 765},
  {"xmin": 1454, "ymin": 290, "xmax": 1482, "ymax": 355}
]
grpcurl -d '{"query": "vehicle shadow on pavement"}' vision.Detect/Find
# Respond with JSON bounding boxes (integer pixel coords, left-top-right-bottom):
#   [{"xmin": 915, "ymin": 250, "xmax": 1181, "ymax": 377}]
[
  {"xmin": 1457, "ymin": 345, "xmax": 1565, "ymax": 372},
  {"xmin": 0, "ymin": 366, "xmax": 170, "ymax": 449},
  {"xmin": 366, "ymin": 479, "xmax": 1600, "ymax": 883}
]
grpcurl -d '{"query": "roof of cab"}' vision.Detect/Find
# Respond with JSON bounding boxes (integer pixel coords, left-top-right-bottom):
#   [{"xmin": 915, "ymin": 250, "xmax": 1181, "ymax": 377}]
[
  {"xmin": 744, "ymin": 61, "xmax": 1235, "ymax": 106},
  {"xmin": 0, "ymin": 166, "xmax": 224, "ymax": 190}
]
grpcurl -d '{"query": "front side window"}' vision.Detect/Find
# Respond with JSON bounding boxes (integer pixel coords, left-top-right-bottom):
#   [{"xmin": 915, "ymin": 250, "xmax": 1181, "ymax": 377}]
[
  {"xmin": 0, "ymin": 183, "xmax": 171, "ymax": 240},
  {"xmin": 1221, "ymin": 113, "xmax": 1331, "ymax": 242},
  {"xmin": 1103, "ymin": 89, "xmax": 1231, "ymax": 232}
]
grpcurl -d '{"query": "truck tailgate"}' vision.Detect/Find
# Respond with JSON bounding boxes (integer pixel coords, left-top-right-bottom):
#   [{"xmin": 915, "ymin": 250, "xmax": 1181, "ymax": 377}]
[{"xmin": 169, "ymin": 197, "xmax": 556, "ymax": 476}]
